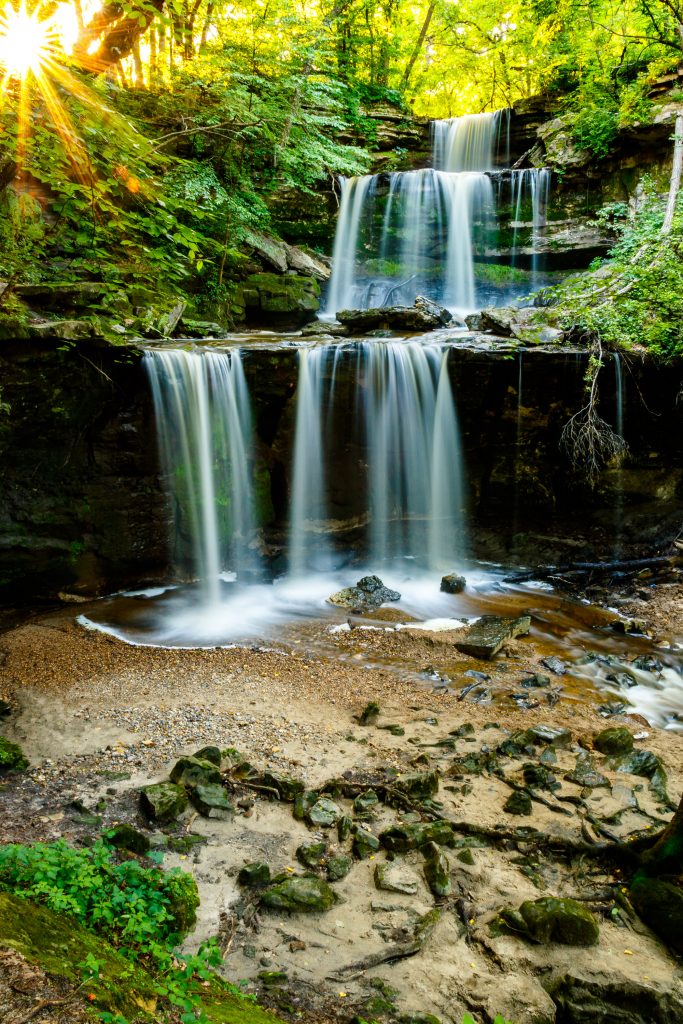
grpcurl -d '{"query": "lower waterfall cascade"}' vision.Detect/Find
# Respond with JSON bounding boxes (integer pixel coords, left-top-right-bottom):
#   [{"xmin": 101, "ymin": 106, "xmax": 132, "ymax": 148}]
[{"xmin": 325, "ymin": 109, "xmax": 552, "ymax": 315}]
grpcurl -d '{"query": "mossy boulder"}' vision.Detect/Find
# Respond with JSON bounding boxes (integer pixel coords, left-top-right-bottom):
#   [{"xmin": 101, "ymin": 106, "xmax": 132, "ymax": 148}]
[
  {"xmin": 140, "ymin": 782, "xmax": 188, "ymax": 823},
  {"xmin": 296, "ymin": 840, "xmax": 328, "ymax": 869},
  {"xmin": 164, "ymin": 870, "xmax": 200, "ymax": 936},
  {"xmin": 394, "ymin": 770, "xmax": 439, "ymax": 800},
  {"xmin": 0, "ymin": 737, "xmax": 28, "ymax": 772},
  {"xmin": 169, "ymin": 755, "xmax": 222, "ymax": 789},
  {"xmin": 189, "ymin": 782, "xmax": 234, "ymax": 820},
  {"xmin": 306, "ymin": 797, "xmax": 342, "ymax": 828},
  {"xmin": 353, "ymin": 825, "xmax": 381, "ymax": 858},
  {"xmin": 380, "ymin": 820, "xmax": 455, "ymax": 852},
  {"xmin": 260, "ymin": 875, "xmax": 336, "ymax": 913},
  {"xmin": 242, "ymin": 273, "xmax": 320, "ymax": 328},
  {"xmin": 326, "ymin": 855, "xmax": 353, "ymax": 881},
  {"xmin": 516, "ymin": 896, "xmax": 599, "ymax": 946},
  {"xmin": 193, "ymin": 745, "xmax": 223, "ymax": 766},
  {"xmin": 238, "ymin": 863, "xmax": 272, "ymax": 888},
  {"xmin": 504, "ymin": 790, "xmax": 533, "ymax": 815},
  {"xmin": 593, "ymin": 728, "xmax": 634, "ymax": 756}
]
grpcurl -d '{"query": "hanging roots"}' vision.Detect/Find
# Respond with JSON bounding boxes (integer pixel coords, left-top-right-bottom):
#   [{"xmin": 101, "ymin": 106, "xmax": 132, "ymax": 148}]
[{"xmin": 560, "ymin": 341, "xmax": 628, "ymax": 485}]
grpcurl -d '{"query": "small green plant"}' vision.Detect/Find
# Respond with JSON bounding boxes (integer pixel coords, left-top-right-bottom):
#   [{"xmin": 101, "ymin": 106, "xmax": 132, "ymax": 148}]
[{"xmin": 571, "ymin": 105, "xmax": 619, "ymax": 159}]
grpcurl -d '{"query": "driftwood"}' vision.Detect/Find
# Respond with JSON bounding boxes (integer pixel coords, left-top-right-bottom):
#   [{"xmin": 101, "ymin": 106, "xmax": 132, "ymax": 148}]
[{"xmin": 504, "ymin": 554, "xmax": 680, "ymax": 585}]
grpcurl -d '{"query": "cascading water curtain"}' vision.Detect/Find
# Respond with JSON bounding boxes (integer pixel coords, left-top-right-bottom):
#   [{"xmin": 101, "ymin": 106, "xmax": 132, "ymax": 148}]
[{"xmin": 145, "ymin": 348, "xmax": 260, "ymax": 601}]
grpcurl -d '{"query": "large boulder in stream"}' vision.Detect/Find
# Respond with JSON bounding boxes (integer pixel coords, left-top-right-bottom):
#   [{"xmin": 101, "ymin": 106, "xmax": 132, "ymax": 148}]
[
  {"xmin": 337, "ymin": 302, "xmax": 444, "ymax": 333},
  {"xmin": 242, "ymin": 272, "xmax": 320, "ymax": 328},
  {"xmin": 329, "ymin": 574, "xmax": 401, "ymax": 612},
  {"xmin": 454, "ymin": 614, "xmax": 531, "ymax": 659}
]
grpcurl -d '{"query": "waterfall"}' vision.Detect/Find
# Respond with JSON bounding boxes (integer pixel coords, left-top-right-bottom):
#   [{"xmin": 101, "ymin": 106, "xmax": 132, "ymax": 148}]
[
  {"xmin": 362, "ymin": 342, "xmax": 467, "ymax": 568},
  {"xmin": 325, "ymin": 110, "xmax": 550, "ymax": 316},
  {"xmin": 510, "ymin": 168, "xmax": 551, "ymax": 272},
  {"xmin": 432, "ymin": 110, "xmax": 509, "ymax": 172},
  {"xmin": 289, "ymin": 347, "xmax": 333, "ymax": 576},
  {"xmin": 145, "ymin": 349, "xmax": 259, "ymax": 600}
]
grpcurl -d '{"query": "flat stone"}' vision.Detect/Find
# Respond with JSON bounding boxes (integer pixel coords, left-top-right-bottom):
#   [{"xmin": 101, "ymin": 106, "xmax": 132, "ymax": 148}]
[
  {"xmin": 374, "ymin": 862, "xmax": 419, "ymax": 895},
  {"xmin": 564, "ymin": 752, "xmax": 610, "ymax": 789},
  {"xmin": 541, "ymin": 656, "xmax": 568, "ymax": 676},
  {"xmin": 336, "ymin": 304, "xmax": 441, "ymax": 333},
  {"xmin": 455, "ymin": 615, "xmax": 531, "ymax": 659}
]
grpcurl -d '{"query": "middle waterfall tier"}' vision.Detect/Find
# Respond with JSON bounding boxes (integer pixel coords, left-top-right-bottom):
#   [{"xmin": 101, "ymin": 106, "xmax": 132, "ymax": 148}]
[
  {"xmin": 146, "ymin": 342, "xmax": 469, "ymax": 594},
  {"xmin": 325, "ymin": 110, "xmax": 552, "ymax": 316}
]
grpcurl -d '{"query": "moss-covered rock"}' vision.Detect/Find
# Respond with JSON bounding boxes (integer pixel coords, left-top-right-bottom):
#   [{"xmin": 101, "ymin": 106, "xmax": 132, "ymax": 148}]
[
  {"xmin": 504, "ymin": 790, "xmax": 533, "ymax": 815},
  {"xmin": 306, "ymin": 797, "xmax": 342, "ymax": 828},
  {"xmin": 0, "ymin": 737, "xmax": 28, "ymax": 772},
  {"xmin": 260, "ymin": 875, "xmax": 336, "ymax": 913},
  {"xmin": 593, "ymin": 728, "xmax": 634, "ymax": 756},
  {"xmin": 353, "ymin": 825, "xmax": 381, "ymax": 858},
  {"xmin": 169, "ymin": 755, "xmax": 222, "ymax": 789},
  {"xmin": 296, "ymin": 840, "xmax": 328, "ymax": 869},
  {"xmin": 193, "ymin": 745, "xmax": 223, "ymax": 766},
  {"xmin": 422, "ymin": 841, "xmax": 451, "ymax": 897},
  {"xmin": 103, "ymin": 823, "xmax": 151, "ymax": 854},
  {"xmin": 140, "ymin": 782, "xmax": 188, "ymax": 823},
  {"xmin": 326, "ymin": 855, "xmax": 353, "ymax": 881},
  {"xmin": 517, "ymin": 896, "xmax": 599, "ymax": 946},
  {"xmin": 242, "ymin": 273, "xmax": 320, "ymax": 328},
  {"xmin": 380, "ymin": 820, "xmax": 455, "ymax": 852},
  {"xmin": 394, "ymin": 770, "xmax": 439, "ymax": 800},
  {"xmin": 238, "ymin": 862, "xmax": 272, "ymax": 888},
  {"xmin": 189, "ymin": 782, "xmax": 234, "ymax": 820},
  {"xmin": 164, "ymin": 870, "xmax": 200, "ymax": 936}
]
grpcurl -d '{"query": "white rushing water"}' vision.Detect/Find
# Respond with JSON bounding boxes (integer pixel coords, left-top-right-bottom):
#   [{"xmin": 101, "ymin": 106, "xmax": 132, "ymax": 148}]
[
  {"xmin": 325, "ymin": 110, "xmax": 551, "ymax": 315},
  {"xmin": 145, "ymin": 349, "xmax": 259, "ymax": 599}
]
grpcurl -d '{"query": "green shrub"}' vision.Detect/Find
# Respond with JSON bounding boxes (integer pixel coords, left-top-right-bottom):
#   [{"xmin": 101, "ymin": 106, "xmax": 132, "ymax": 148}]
[
  {"xmin": 571, "ymin": 105, "xmax": 619, "ymax": 159},
  {"xmin": 0, "ymin": 839, "xmax": 197, "ymax": 958}
]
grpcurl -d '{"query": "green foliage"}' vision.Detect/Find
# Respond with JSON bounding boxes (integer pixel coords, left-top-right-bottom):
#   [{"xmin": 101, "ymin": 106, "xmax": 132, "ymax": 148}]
[
  {"xmin": 0, "ymin": 839, "xmax": 196, "ymax": 957},
  {"xmin": 571, "ymin": 104, "xmax": 619, "ymax": 159},
  {"xmin": 546, "ymin": 192, "xmax": 683, "ymax": 358}
]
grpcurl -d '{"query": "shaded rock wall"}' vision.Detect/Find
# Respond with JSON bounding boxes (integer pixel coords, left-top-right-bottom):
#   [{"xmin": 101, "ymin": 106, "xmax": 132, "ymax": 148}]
[{"xmin": 1, "ymin": 338, "xmax": 681, "ymax": 602}]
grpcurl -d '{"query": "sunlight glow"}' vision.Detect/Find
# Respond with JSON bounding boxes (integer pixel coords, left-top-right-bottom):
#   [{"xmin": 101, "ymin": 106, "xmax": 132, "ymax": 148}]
[{"xmin": 0, "ymin": 2, "xmax": 51, "ymax": 79}]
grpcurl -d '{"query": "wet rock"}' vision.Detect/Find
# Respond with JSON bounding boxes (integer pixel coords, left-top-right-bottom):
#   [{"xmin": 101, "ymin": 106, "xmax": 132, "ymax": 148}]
[
  {"xmin": 593, "ymin": 727, "xmax": 634, "ymax": 756},
  {"xmin": 504, "ymin": 897, "xmax": 599, "ymax": 946},
  {"xmin": 103, "ymin": 824, "xmax": 150, "ymax": 854},
  {"xmin": 564, "ymin": 752, "xmax": 610, "ymax": 789},
  {"xmin": 307, "ymin": 797, "xmax": 343, "ymax": 828},
  {"xmin": 296, "ymin": 840, "xmax": 328, "ymax": 869},
  {"xmin": 451, "ymin": 751, "xmax": 499, "ymax": 774},
  {"xmin": 504, "ymin": 791, "xmax": 533, "ymax": 815},
  {"xmin": 169, "ymin": 756, "xmax": 222, "ymax": 789},
  {"xmin": 353, "ymin": 825, "xmax": 381, "ymax": 858},
  {"xmin": 450, "ymin": 722, "xmax": 475, "ymax": 737},
  {"xmin": 521, "ymin": 674, "xmax": 550, "ymax": 688},
  {"xmin": 261, "ymin": 875, "xmax": 336, "ymax": 913},
  {"xmin": 336, "ymin": 304, "xmax": 441, "ymax": 333},
  {"xmin": 329, "ymin": 575, "xmax": 401, "ymax": 613},
  {"xmin": 394, "ymin": 770, "xmax": 439, "ymax": 800},
  {"xmin": 0, "ymin": 737, "xmax": 28, "ymax": 772},
  {"xmin": 609, "ymin": 618, "xmax": 648, "ymax": 636},
  {"xmin": 456, "ymin": 848, "xmax": 475, "ymax": 865},
  {"xmin": 455, "ymin": 615, "xmax": 531, "ymax": 659},
  {"xmin": 414, "ymin": 295, "xmax": 453, "ymax": 326},
  {"xmin": 422, "ymin": 841, "xmax": 451, "ymax": 897},
  {"xmin": 630, "ymin": 874, "xmax": 683, "ymax": 955},
  {"xmin": 140, "ymin": 782, "xmax": 188, "ymax": 824},
  {"xmin": 192, "ymin": 745, "xmax": 222, "ymax": 766},
  {"xmin": 242, "ymin": 272, "xmax": 320, "ymax": 328},
  {"xmin": 440, "ymin": 573, "xmax": 466, "ymax": 594},
  {"xmin": 380, "ymin": 820, "xmax": 455, "ymax": 852},
  {"xmin": 374, "ymin": 862, "xmax": 419, "ymax": 895},
  {"xmin": 190, "ymin": 783, "xmax": 234, "ymax": 819},
  {"xmin": 326, "ymin": 855, "xmax": 353, "ymax": 881},
  {"xmin": 238, "ymin": 862, "xmax": 271, "ymax": 887},
  {"xmin": 632, "ymin": 655, "xmax": 663, "ymax": 673},
  {"xmin": 605, "ymin": 670, "xmax": 637, "ymax": 689},
  {"xmin": 541, "ymin": 656, "xmax": 568, "ymax": 676}
]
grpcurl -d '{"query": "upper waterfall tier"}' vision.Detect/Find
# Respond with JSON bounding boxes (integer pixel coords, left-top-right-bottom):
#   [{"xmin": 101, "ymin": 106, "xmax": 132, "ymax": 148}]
[{"xmin": 324, "ymin": 110, "xmax": 550, "ymax": 317}]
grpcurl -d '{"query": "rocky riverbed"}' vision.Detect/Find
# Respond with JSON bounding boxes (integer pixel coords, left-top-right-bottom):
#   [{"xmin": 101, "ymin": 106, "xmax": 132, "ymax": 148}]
[{"xmin": 1, "ymin": 579, "xmax": 683, "ymax": 1024}]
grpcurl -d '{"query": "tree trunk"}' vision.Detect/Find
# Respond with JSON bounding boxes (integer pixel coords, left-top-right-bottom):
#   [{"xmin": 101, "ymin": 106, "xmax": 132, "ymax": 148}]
[
  {"xmin": 199, "ymin": 1, "xmax": 215, "ymax": 51},
  {"xmin": 399, "ymin": 3, "xmax": 435, "ymax": 92},
  {"xmin": 74, "ymin": 0, "xmax": 165, "ymax": 71},
  {"xmin": 662, "ymin": 110, "xmax": 683, "ymax": 235},
  {"xmin": 132, "ymin": 39, "xmax": 145, "ymax": 87},
  {"xmin": 643, "ymin": 794, "xmax": 683, "ymax": 875}
]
